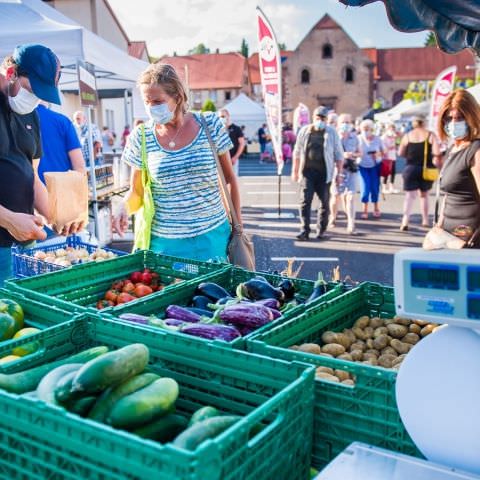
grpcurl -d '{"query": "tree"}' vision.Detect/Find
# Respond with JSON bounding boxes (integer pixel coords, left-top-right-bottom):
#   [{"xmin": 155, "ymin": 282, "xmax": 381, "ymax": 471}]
[
  {"xmin": 201, "ymin": 99, "xmax": 216, "ymax": 112},
  {"xmin": 188, "ymin": 43, "xmax": 210, "ymax": 55},
  {"xmin": 240, "ymin": 38, "xmax": 249, "ymax": 58},
  {"xmin": 425, "ymin": 32, "xmax": 437, "ymax": 47},
  {"xmin": 278, "ymin": 42, "xmax": 287, "ymax": 51}
]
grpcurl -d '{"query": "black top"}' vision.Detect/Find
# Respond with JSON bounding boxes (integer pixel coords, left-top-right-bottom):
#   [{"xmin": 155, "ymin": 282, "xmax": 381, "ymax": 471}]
[
  {"xmin": 0, "ymin": 93, "xmax": 42, "ymax": 247},
  {"xmin": 305, "ymin": 129, "xmax": 326, "ymax": 178},
  {"xmin": 441, "ymin": 140, "xmax": 480, "ymax": 246},
  {"xmin": 405, "ymin": 134, "xmax": 434, "ymax": 168},
  {"xmin": 227, "ymin": 123, "xmax": 244, "ymax": 159},
  {"xmin": 257, "ymin": 127, "xmax": 266, "ymax": 145}
]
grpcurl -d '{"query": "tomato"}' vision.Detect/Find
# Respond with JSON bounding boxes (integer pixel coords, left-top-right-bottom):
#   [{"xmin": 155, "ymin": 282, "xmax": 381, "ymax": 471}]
[
  {"xmin": 140, "ymin": 272, "xmax": 152, "ymax": 285},
  {"xmin": 134, "ymin": 284, "xmax": 153, "ymax": 298},
  {"xmin": 117, "ymin": 292, "xmax": 136, "ymax": 304},
  {"xmin": 111, "ymin": 280, "xmax": 125, "ymax": 291},
  {"xmin": 97, "ymin": 299, "xmax": 114, "ymax": 310},
  {"xmin": 130, "ymin": 271, "xmax": 143, "ymax": 283},
  {"xmin": 122, "ymin": 282, "xmax": 135, "ymax": 294},
  {"xmin": 104, "ymin": 290, "xmax": 119, "ymax": 303},
  {"xmin": 151, "ymin": 272, "xmax": 159, "ymax": 280},
  {"xmin": 143, "ymin": 268, "xmax": 151, "ymax": 274}
]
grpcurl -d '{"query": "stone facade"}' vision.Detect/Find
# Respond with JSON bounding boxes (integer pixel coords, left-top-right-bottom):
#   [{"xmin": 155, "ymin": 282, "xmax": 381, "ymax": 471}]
[{"xmin": 283, "ymin": 15, "xmax": 373, "ymax": 120}]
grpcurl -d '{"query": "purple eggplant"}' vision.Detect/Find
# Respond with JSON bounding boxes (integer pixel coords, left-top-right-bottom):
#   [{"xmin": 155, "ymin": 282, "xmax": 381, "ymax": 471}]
[
  {"xmin": 190, "ymin": 295, "xmax": 212, "ymax": 310},
  {"xmin": 236, "ymin": 279, "xmax": 285, "ymax": 304},
  {"xmin": 165, "ymin": 318, "xmax": 186, "ymax": 327},
  {"xmin": 118, "ymin": 313, "xmax": 150, "ymax": 325},
  {"xmin": 236, "ymin": 325, "xmax": 256, "ymax": 336},
  {"xmin": 165, "ymin": 305, "xmax": 202, "ymax": 323},
  {"xmin": 180, "ymin": 323, "xmax": 241, "ymax": 341},
  {"xmin": 218, "ymin": 303, "xmax": 274, "ymax": 328},
  {"xmin": 195, "ymin": 282, "xmax": 231, "ymax": 302},
  {"xmin": 254, "ymin": 298, "xmax": 281, "ymax": 310},
  {"xmin": 186, "ymin": 307, "xmax": 214, "ymax": 318},
  {"xmin": 278, "ymin": 279, "xmax": 296, "ymax": 301},
  {"xmin": 305, "ymin": 273, "xmax": 328, "ymax": 304}
]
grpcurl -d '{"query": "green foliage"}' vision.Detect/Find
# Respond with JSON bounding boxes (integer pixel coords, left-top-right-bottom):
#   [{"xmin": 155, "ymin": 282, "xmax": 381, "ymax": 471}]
[
  {"xmin": 465, "ymin": 78, "xmax": 475, "ymax": 88},
  {"xmin": 424, "ymin": 32, "xmax": 437, "ymax": 47},
  {"xmin": 188, "ymin": 43, "xmax": 210, "ymax": 55},
  {"xmin": 201, "ymin": 99, "xmax": 216, "ymax": 112},
  {"xmin": 240, "ymin": 38, "xmax": 249, "ymax": 58},
  {"xmin": 372, "ymin": 99, "xmax": 382, "ymax": 110},
  {"xmin": 278, "ymin": 42, "xmax": 287, "ymax": 51}
]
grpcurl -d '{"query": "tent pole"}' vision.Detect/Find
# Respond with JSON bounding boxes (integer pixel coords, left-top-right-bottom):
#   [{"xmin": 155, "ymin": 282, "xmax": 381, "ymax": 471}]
[
  {"xmin": 278, "ymin": 172, "xmax": 281, "ymax": 217},
  {"xmin": 87, "ymin": 106, "xmax": 100, "ymax": 242}
]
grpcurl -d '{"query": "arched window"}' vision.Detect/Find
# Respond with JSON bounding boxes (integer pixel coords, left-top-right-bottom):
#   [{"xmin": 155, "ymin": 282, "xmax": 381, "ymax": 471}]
[
  {"xmin": 301, "ymin": 69, "xmax": 310, "ymax": 84},
  {"xmin": 322, "ymin": 44, "xmax": 333, "ymax": 59},
  {"xmin": 343, "ymin": 66, "xmax": 354, "ymax": 83}
]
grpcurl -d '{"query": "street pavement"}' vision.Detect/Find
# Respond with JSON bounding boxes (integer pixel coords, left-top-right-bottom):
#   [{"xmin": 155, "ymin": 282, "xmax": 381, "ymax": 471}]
[{"xmin": 238, "ymin": 154, "xmax": 433, "ymax": 285}]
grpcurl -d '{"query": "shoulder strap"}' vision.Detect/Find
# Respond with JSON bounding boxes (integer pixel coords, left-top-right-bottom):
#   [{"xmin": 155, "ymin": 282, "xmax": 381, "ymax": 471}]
[{"xmin": 199, "ymin": 114, "xmax": 240, "ymax": 230}]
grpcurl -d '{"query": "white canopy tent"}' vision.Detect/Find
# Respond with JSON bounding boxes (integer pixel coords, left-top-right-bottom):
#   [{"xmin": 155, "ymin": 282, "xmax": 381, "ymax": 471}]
[
  {"xmin": 223, "ymin": 93, "xmax": 266, "ymax": 139},
  {"xmin": 374, "ymin": 99, "xmax": 414, "ymax": 123},
  {"xmin": 399, "ymin": 100, "xmax": 431, "ymax": 119}
]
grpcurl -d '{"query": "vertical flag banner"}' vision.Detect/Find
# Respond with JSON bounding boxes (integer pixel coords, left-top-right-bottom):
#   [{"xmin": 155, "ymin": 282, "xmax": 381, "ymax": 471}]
[
  {"xmin": 428, "ymin": 66, "xmax": 457, "ymax": 132},
  {"xmin": 256, "ymin": 6, "xmax": 283, "ymax": 174}
]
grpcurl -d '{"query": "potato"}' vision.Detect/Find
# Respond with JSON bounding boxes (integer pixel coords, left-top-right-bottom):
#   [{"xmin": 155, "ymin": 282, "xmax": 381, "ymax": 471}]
[
  {"xmin": 393, "ymin": 316, "xmax": 411, "ymax": 326},
  {"xmin": 420, "ymin": 324, "xmax": 435, "ymax": 337},
  {"xmin": 350, "ymin": 350, "xmax": 364, "ymax": 361},
  {"xmin": 369, "ymin": 317, "xmax": 384, "ymax": 329},
  {"xmin": 341, "ymin": 379, "xmax": 355, "ymax": 386},
  {"xmin": 413, "ymin": 319, "xmax": 428, "ymax": 327},
  {"xmin": 366, "ymin": 338, "xmax": 374, "ymax": 350},
  {"xmin": 390, "ymin": 339, "xmax": 411, "ymax": 354},
  {"xmin": 373, "ymin": 334, "xmax": 389, "ymax": 350},
  {"xmin": 362, "ymin": 358, "xmax": 378, "ymax": 366},
  {"xmin": 378, "ymin": 354, "xmax": 397, "ymax": 368},
  {"xmin": 352, "ymin": 327, "xmax": 368, "ymax": 340},
  {"xmin": 337, "ymin": 353, "xmax": 353, "ymax": 362},
  {"xmin": 318, "ymin": 352, "xmax": 334, "ymax": 358},
  {"xmin": 373, "ymin": 326, "xmax": 388, "ymax": 338},
  {"xmin": 334, "ymin": 369, "xmax": 350, "ymax": 382},
  {"xmin": 392, "ymin": 354, "xmax": 406, "ymax": 367},
  {"xmin": 363, "ymin": 326, "xmax": 374, "ymax": 339},
  {"xmin": 381, "ymin": 346, "xmax": 397, "ymax": 357},
  {"xmin": 321, "ymin": 343, "xmax": 345, "ymax": 357},
  {"xmin": 34, "ymin": 250, "xmax": 47, "ymax": 260},
  {"xmin": 298, "ymin": 343, "xmax": 321, "ymax": 355},
  {"xmin": 289, "ymin": 345, "xmax": 299, "ymax": 351},
  {"xmin": 363, "ymin": 352, "xmax": 378, "ymax": 363},
  {"xmin": 383, "ymin": 318, "xmax": 396, "ymax": 326},
  {"xmin": 343, "ymin": 329, "xmax": 357, "ymax": 344},
  {"xmin": 321, "ymin": 331, "xmax": 338, "ymax": 344},
  {"xmin": 334, "ymin": 333, "xmax": 352, "ymax": 350},
  {"xmin": 350, "ymin": 341, "xmax": 366, "ymax": 352},
  {"xmin": 354, "ymin": 316, "xmax": 370, "ymax": 329},
  {"xmin": 409, "ymin": 323, "xmax": 421, "ymax": 334},
  {"xmin": 365, "ymin": 349, "xmax": 379, "ymax": 357},
  {"xmin": 316, "ymin": 366, "xmax": 334, "ymax": 376},
  {"xmin": 386, "ymin": 323, "xmax": 408, "ymax": 339},
  {"xmin": 316, "ymin": 372, "xmax": 340, "ymax": 383},
  {"xmin": 402, "ymin": 333, "xmax": 420, "ymax": 345}
]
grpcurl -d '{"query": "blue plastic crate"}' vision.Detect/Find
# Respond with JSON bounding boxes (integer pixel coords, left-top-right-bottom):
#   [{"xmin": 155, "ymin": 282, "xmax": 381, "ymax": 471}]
[{"xmin": 12, "ymin": 235, "xmax": 127, "ymax": 278}]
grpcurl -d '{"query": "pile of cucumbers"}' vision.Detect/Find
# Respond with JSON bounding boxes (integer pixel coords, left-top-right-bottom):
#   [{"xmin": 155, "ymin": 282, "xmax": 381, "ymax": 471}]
[{"xmin": 1, "ymin": 343, "xmax": 240, "ymax": 449}]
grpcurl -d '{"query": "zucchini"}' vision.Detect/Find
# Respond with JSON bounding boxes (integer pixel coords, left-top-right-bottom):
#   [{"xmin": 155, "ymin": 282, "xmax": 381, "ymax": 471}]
[
  {"xmin": 37, "ymin": 363, "xmax": 83, "ymax": 406},
  {"xmin": 107, "ymin": 377, "xmax": 179, "ymax": 429},
  {"xmin": 68, "ymin": 396, "xmax": 97, "ymax": 416},
  {"xmin": 173, "ymin": 415, "xmax": 241, "ymax": 450},
  {"xmin": 54, "ymin": 369, "xmax": 82, "ymax": 404},
  {"xmin": 0, "ymin": 346, "xmax": 109, "ymax": 394},
  {"xmin": 188, "ymin": 406, "xmax": 220, "ymax": 426},
  {"xmin": 72, "ymin": 344, "xmax": 149, "ymax": 394},
  {"xmin": 133, "ymin": 413, "xmax": 188, "ymax": 442},
  {"xmin": 88, "ymin": 372, "xmax": 159, "ymax": 422}
]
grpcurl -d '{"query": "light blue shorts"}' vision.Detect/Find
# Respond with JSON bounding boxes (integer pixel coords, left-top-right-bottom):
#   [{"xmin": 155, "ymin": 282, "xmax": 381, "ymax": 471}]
[{"xmin": 150, "ymin": 219, "xmax": 231, "ymax": 262}]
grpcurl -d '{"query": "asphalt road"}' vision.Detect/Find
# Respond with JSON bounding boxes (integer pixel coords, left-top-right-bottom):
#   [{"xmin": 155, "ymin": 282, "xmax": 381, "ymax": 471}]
[{"xmin": 238, "ymin": 154, "xmax": 432, "ymax": 286}]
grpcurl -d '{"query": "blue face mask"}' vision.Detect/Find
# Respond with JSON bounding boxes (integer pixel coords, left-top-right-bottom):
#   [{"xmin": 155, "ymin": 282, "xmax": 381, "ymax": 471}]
[
  {"xmin": 446, "ymin": 121, "xmax": 468, "ymax": 140},
  {"xmin": 147, "ymin": 103, "xmax": 174, "ymax": 125},
  {"xmin": 314, "ymin": 120, "xmax": 325, "ymax": 130},
  {"xmin": 339, "ymin": 123, "xmax": 351, "ymax": 133}
]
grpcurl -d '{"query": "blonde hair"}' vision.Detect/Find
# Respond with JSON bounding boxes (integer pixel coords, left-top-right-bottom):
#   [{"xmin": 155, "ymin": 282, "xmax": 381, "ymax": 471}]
[
  {"xmin": 338, "ymin": 113, "xmax": 352, "ymax": 123},
  {"xmin": 360, "ymin": 119, "xmax": 374, "ymax": 131},
  {"xmin": 138, "ymin": 63, "xmax": 188, "ymax": 115}
]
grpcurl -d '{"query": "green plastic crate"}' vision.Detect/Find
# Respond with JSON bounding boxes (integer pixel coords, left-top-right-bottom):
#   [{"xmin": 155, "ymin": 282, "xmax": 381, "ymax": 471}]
[
  {"xmin": 248, "ymin": 282, "xmax": 422, "ymax": 469},
  {"xmin": 104, "ymin": 266, "xmax": 345, "ymax": 348},
  {"xmin": 0, "ymin": 315, "xmax": 314, "ymax": 480},
  {"xmin": 5, "ymin": 251, "xmax": 229, "ymax": 314}
]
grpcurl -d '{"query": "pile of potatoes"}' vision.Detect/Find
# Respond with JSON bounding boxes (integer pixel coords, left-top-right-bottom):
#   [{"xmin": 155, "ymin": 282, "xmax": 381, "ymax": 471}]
[
  {"xmin": 290, "ymin": 315, "xmax": 439, "ymax": 384},
  {"xmin": 33, "ymin": 246, "xmax": 117, "ymax": 267}
]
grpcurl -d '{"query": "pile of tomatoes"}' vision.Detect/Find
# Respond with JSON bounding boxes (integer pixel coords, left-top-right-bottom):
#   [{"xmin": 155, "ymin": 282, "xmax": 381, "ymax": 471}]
[{"xmin": 96, "ymin": 269, "xmax": 165, "ymax": 309}]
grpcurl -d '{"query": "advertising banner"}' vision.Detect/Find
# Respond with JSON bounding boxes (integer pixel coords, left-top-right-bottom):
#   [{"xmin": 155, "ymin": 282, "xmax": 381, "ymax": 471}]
[{"xmin": 428, "ymin": 66, "xmax": 457, "ymax": 132}]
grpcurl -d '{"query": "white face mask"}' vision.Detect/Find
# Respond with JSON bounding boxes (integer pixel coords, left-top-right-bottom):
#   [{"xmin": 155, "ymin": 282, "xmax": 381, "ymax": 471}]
[
  {"xmin": 8, "ymin": 86, "xmax": 40, "ymax": 114},
  {"xmin": 147, "ymin": 103, "xmax": 174, "ymax": 125}
]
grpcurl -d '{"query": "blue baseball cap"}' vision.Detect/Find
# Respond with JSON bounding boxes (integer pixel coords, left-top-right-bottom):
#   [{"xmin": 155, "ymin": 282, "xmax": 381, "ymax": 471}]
[{"xmin": 12, "ymin": 44, "xmax": 61, "ymax": 105}]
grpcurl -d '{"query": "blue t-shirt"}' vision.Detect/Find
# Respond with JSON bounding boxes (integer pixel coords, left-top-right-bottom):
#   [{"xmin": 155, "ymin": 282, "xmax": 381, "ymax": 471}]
[{"xmin": 36, "ymin": 104, "xmax": 81, "ymax": 183}]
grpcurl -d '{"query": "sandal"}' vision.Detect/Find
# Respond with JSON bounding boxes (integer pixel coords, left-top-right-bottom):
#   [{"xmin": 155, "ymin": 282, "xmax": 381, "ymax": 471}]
[
  {"xmin": 360, "ymin": 212, "xmax": 368, "ymax": 219},
  {"xmin": 373, "ymin": 211, "xmax": 381, "ymax": 218}
]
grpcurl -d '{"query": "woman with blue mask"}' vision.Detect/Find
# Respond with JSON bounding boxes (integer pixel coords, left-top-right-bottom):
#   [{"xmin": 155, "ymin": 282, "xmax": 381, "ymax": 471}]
[
  {"xmin": 114, "ymin": 63, "xmax": 242, "ymax": 261},
  {"xmin": 435, "ymin": 90, "xmax": 480, "ymax": 248},
  {"xmin": 398, "ymin": 115, "xmax": 441, "ymax": 231}
]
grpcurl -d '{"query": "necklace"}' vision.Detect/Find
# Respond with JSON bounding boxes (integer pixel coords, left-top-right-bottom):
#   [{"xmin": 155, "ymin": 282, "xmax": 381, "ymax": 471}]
[{"xmin": 166, "ymin": 119, "xmax": 186, "ymax": 148}]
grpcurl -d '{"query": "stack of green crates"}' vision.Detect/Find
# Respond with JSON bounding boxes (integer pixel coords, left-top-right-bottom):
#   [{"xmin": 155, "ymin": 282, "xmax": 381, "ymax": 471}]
[
  {"xmin": 248, "ymin": 282, "xmax": 422, "ymax": 469},
  {"xmin": 0, "ymin": 314, "xmax": 314, "ymax": 480}
]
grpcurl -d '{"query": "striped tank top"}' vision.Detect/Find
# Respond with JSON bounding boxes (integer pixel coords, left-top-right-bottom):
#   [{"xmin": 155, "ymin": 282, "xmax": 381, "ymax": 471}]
[{"xmin": 122, "ymin": 111, "xmax": 233, "ymax": 239}]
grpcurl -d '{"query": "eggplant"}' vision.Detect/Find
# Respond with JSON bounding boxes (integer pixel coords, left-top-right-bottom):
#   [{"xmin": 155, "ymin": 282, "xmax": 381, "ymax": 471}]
[
  {"xmin": 278, "ymin": 279, "xmax": 296, "ymax": 301},
  {"xmin": 237, "ymin": 279, "xmax": 285, "ymax": 304},
  {"xmin": 236, "ymin": 325, "xmax": 256, "ymax": 336},
  {"xmin": 190, "ymin": 295, "xmax": 212, "ymax": 310},
  {"xmin": 254, "ymin": 298, "xmax": 281, "ymax": 310},
  {"xmin": 165, "ymin": 305, "xmax": 202, "ymax": 323},
  {"xmin": 219, "ymin": 304, "xmax": 274, "ymax": 328},
  {"xmin": 195, "ymin": 282, "xmax": 231, "ymax": 302},
  {"xmin": 118, "ymin": 313, "xmax": 150, "ymax": 325},
  {"xmin": 265, "ymin": 307, "xmax": 281, "ymax": 320},
  {"xmin": 180, "ymin": 323, "xmax": 241, "ymax": 341},
  {"xmin": 185, "ymin": 307, "xmax": 214, "ymax": 318},
  {"xmin": 305, "ymin": 273, "xmax": 328, "ymax": 304},
  {"xmin": 165, "ymin": 318, "xmax": 186, "ymax": 327},
  {"xmin": 216, "ymin": 296, "xmax": 234, "ymax": 305}
]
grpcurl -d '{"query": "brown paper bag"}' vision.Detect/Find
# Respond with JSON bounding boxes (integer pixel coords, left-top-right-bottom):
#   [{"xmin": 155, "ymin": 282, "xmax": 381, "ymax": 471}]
[{"xmin": 44, "ymin": 171, "xmax": 89, "ymax": 230}]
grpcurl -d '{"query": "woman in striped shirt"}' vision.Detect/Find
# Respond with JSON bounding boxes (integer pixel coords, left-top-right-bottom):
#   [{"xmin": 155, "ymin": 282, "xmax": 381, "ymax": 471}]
[{"xmin": 116, "ymin": 63, "xmax": 242, "ymax": 261}]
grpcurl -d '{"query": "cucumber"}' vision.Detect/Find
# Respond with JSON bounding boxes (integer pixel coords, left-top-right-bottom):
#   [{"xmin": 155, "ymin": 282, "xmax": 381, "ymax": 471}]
[
  {"xmin": 37, "ymin": 364, "xmax": 83, "ymax": 406},
  {"xmin": 54, "ymin": 369, "xmax": 82, "ymax": 404},
  {"xmin": 173, "ymin": 416, "xmax": 241, "ymax": 450},
  {"xmin": 133, "ymin": 413, "xmax": 188, "ymax": 442},
  {"xmin": 71, "ymin": 344, "xmax": 149, "ymax": 394},
  {"xmin": 188, "ymin": 406, "xmax": 220, "ymax": 426},
  {"xmin": 88, "ymin": 372, "xmax": 159, "ymax": 422},
  {"xmin": 107, "ymin": 377, "xmax": 179, "ymax": 429},
  {"xmin": 68, "ymin": 396, "xmax": 97, "ymax": 416},
  {"xmin": 0, "ymin": 346, "xmax": 109, "ymax": 394}
]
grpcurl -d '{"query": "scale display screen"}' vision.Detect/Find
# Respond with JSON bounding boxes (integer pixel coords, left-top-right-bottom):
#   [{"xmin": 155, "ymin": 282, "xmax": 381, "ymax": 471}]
[
  {"xmin": 467, "ymin": 295, "xmax": 480, "ymax": 319},
  {"xmin": 467, "ymin": 267, "xmax": 480, "ymax": 292},
  {"xmin": 410, "ymin": 263, "xmax": 459, "ymax": 290}
]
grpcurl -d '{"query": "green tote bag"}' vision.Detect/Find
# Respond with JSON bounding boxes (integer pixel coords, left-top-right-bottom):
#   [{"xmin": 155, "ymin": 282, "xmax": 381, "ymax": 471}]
[{"xmin": 133, "ymin": 125, "xmax": 155, "ymax": 251}]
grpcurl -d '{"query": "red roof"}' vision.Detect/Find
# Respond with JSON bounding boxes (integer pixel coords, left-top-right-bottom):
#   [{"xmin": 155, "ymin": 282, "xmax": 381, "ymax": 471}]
[
  {"xmin": 128, "ymin": 41, "xmax": 149, "ymax": 60},
  {"xmin": 159, "ymin": 53, "xmax": 247, "ymax": 89},
  {"xmin": 368, "ymin": 47, "xmax": 475, "ymax": 81},
  {"xmin": 248, "ymin": 51, "xmax": 293, "ymax": 85},
  {"xmin": 314, "ymin": 14, "xmax": 342, "ymax": 30}
]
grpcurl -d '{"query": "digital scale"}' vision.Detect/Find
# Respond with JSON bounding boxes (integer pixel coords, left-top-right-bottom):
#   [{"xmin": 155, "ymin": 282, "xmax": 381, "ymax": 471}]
[{"xmin": 315, "ymin": 248, "xmax": 480, "ymax": 480}]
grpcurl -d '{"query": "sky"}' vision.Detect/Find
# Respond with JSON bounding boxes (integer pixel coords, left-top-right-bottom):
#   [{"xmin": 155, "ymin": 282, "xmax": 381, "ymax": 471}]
[{"xmin": 108, "ymin": 0, "xmax": 428, "ymax": 58}]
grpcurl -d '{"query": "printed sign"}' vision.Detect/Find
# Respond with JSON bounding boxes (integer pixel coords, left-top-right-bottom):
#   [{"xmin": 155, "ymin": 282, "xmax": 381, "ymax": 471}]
[{"xmin": 77, "ymin": 61, "xmax": 98, "ymax": 107}]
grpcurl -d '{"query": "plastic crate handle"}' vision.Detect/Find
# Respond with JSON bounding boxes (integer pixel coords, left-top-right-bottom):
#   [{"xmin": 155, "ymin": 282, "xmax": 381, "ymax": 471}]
[{"xmin": 246, "ymin": 412, "xmax": 284, "ymax": 449}]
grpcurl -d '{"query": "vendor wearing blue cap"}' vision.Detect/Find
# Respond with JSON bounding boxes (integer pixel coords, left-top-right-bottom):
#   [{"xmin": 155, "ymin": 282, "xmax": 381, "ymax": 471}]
[{"xmin": 0, "ymin": 44, "xmax": 73, "ymax": 283}]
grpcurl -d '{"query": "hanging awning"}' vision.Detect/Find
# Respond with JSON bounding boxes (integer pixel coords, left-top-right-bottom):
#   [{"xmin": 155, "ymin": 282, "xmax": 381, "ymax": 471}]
[{"xmin": 338, "ymin": 0, "xmax": 480, "ymax": 54}]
